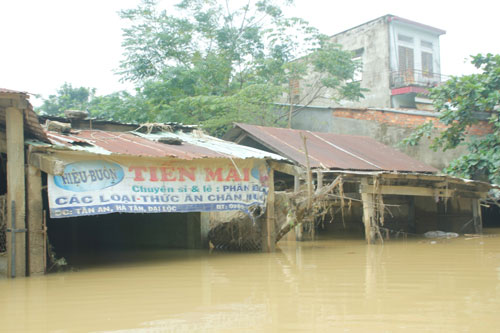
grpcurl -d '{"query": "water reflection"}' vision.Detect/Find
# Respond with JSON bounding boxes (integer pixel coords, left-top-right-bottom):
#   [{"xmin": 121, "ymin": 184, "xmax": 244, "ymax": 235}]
[{"xmin": 1, "ymin": 230, "xmax": 500, "ymax": 332}]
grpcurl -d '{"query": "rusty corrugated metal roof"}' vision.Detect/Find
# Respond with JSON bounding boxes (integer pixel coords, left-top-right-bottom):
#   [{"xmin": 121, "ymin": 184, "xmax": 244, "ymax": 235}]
[
  {"xmin": 227, "ymin": 123, "xmax": 438, "ymax": 173},
  {"xmin": 42, "ymin": 128, "xmax": 286, "ymax": 161},
  {"xmin": 0, "ymin": 88, "xmax": 28, "ymax": 94}
]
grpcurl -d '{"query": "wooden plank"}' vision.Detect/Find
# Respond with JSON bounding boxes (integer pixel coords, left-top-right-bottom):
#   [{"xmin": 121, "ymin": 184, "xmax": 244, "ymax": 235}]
[
  {"xmin": 361, "ymin": 178, "xmax": 375, "ymax": 244},
  {"xmin": 268, "ymin": 160, "xmax": 303, "ymax": 177},
  {"xmin": 472, "ymin": 199, "xmax": 482, "ymax": 234},
  {"xmin": 27, "ymin": 165, "xmax": 45, "ymax": 275},
  {"xmin": 361, "ymin": 184, "xmax": 455, "ymax": 197},
  {"xmin": 6, "ymin": 106, "xmax": 26, "ymax": 277},
  {"xmin": 233, "ymin": 133, "xmax": 248, "ymax": 144},
  {"xmin": 316, "ymin": 171, "xmax": 323, "ymax": 193},
  {"xmin": 29, "ymin": 153, "xmax": 65, "ymax": 175}
]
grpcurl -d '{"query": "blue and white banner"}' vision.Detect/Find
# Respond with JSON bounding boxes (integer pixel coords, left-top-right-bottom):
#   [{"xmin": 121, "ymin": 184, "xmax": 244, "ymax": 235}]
[{"xmin": 47, "ymin": 159, "xmax": 270, "ymax": 218}]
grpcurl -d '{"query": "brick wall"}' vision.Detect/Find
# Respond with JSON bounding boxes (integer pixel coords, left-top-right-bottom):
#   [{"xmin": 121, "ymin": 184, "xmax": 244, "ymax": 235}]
[{"xmin": 332, "ymin": 108, "xmax": 493, "ymax": 136}]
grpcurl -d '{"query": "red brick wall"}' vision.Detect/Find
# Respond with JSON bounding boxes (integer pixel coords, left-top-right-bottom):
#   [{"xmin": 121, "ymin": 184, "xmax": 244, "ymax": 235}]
[{"xmin": 332, "ymin": 108, "xmax": 493, "ymax": 136}]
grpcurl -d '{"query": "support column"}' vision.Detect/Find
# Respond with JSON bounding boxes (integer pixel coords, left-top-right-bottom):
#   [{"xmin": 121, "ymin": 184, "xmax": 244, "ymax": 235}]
[
  {"xmin": 6, "ymin": 107, "xmax": 26, "ymax": 277},
  {"xmin": 27, "ymin": 166, "xmax": 45, "ymax": 275},
  {"xmin": 316, "ymin": 171, "xmax": 323, "ymax": 191},
  {"xmin": 361, "ymin": 178, "xmax": 375, "ymax": 244},
  {"xmin": 262, "ymin": 168, "xmax": 275, "ymax": 252},
  {"xmin": 472, "ymin": 199, "xmax": 482, "ymax": 234},
  {"xmin": 294, "ymin": 174, "xmax": 303, "ymax": 241}
]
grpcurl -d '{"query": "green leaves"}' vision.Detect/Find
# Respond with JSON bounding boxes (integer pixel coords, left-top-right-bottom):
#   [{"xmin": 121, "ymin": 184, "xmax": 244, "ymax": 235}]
[
  {"xmin": 37, "ymin": 83, "xmax": 95, "ymax": 116},
  {"xmin": 405, "ymin": 53, "xmax": 500, "ymax": 184},
  {"xmin": 40, "ymin": 1, "xmax": 365, "ymax": 141},
  {"xmin": 111, "ymin": 0, "xmax": 364, "ymax": 135}
]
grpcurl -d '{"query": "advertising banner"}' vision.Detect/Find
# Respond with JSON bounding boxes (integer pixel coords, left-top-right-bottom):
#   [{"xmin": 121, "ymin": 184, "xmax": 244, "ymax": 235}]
[{"xmin": 47, "ymin": 159, "xmax": 270, "ymax": 218}]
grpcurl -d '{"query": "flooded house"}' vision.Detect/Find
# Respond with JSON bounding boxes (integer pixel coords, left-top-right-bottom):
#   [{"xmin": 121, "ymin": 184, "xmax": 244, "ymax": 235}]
[
  {"xmin": 1, "ymin": 87, "xmax": 496, "ymax": 278},
  {"xmin": 1, "ymin": 88, "xmax": 288, "ymax": 277},
  {"xmin": 224, "ymin": 123, "xmax": 495, "ymax": 243}
]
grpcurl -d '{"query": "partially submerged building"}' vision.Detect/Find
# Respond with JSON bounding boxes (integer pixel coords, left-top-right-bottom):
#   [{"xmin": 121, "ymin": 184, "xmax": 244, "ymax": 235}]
[
  {"xmin": 225, "ymin": 123, "xmax": 494, "ymax": 243},
  {"xmin": 1, "ymin": 90, "xmax": 286, "ymax": 277}
]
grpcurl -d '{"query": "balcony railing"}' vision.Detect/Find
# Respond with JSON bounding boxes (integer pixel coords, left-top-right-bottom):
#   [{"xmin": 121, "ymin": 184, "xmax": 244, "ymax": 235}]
[{"xmin": 390, "ymin": 70, "xmax": 449, "ymax": 89}]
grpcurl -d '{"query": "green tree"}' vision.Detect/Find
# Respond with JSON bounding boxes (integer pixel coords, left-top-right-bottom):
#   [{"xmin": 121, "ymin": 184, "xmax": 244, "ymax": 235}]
[
  {"xmin": 37, "ymin": 83, "xmax": 95, "ymax": 116},
  {"xmin": 404, "ymin": 54, "xmax": 500, "ymax": 184},
  {"xmin": 116, "ymin": 0, "xmax": 364, "ymax": 135}
]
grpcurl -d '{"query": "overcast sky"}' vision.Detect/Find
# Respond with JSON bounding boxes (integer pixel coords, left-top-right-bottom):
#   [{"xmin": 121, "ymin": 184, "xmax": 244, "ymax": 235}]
[{"xmin": 2, "ymin": 0, "xmax": 499, "ymax": 106}]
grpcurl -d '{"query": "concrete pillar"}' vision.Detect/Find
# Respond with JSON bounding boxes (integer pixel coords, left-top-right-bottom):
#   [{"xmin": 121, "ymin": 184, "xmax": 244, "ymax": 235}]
[
  {"xmin": 361, "ymin": 179, "xmax": 375, "ymax": 244},
  {"xmin": 6, "ymin": 106, "xmax": 26, "ymax": 277},
  {"xmin": 27, "ymin": 166, "xmax": 45, "ymax": 275},
  {"xmin": 262, "ymin": 169, "xmax": 275, "ymax": 252},
  {"xmin": 472, "ymin": 199, "xmax": 483, "ymax": 234}
]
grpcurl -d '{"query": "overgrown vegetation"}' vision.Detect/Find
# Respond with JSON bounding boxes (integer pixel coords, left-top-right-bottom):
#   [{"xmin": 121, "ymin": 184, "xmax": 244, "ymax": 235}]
[
  {"xmin": 403, "ymin": 54, "xmax": 500, "ymax": 184},
  {"xmin": 37, "ymin": 0, "xmax": 364, "ymax": 136}
]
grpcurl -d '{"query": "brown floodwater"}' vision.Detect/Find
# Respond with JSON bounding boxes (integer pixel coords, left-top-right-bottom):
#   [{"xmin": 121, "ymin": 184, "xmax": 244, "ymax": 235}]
[{"xmin": 1, "ymin": 229, "xmax": 500, "ymax": 332}]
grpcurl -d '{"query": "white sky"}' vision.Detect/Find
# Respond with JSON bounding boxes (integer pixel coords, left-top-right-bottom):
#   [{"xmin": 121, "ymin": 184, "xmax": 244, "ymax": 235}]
[{"xmin": 1, "ymin": 0, "xmax": 499, "ymax": 106}]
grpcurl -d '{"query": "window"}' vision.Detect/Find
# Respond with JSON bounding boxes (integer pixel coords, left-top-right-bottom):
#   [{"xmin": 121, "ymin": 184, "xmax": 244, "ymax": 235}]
[
  {"xmin": 421, "ymin": 40, "xmax": 433, "ymax": 49},
  {"xmin": 398, "ymin": 46, "xmax": 414, "ymax": 83},
  {"xmin": 352, "ymin": 48, "xmax": 364, "ymax": 81},
  {"xmin": 421, "ymin": 52, "xmax": 433, "ymax": 77},
  {"xmin": 398, "ymin": 34, "xmax": 414, "ymax": 43}
]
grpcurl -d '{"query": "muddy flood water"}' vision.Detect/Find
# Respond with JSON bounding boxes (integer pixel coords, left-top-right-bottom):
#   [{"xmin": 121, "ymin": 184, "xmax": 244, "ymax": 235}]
[{"xmin": 1, "ymin": 229, "xmax": 500, "ymax": 332}]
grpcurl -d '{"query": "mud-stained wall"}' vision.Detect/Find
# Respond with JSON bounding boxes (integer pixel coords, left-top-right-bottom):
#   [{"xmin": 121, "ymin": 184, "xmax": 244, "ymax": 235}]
[
  {"xmin": 415, "ymin": 197, "xmax": 475, "ymax": 234},
  {"xmin": 329, "ymin": 16, "xmax": 391, "ymax": 108},
  {"xmin": 316, "ymin": 195, "xmax": 477, "ymax": 238}
]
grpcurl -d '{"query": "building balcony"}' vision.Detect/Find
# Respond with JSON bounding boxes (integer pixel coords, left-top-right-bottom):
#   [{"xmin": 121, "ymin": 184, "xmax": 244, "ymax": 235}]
[{"xmin": 390, "ymin": 70, "xmax": 449, "ymax": 90}]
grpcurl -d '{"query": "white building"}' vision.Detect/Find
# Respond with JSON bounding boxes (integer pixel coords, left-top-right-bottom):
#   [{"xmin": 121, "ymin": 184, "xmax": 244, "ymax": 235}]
[{"xmin": 296, "ymin": 15, "xmax": 446, "ymax": 110}]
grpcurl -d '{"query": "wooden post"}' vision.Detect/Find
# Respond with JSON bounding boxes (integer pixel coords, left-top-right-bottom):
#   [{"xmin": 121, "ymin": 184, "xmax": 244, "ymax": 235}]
[
  {"xmin": 294, "ymin": 175, "xmax": 303, "ymax": 241},
  {"xmin": 27, "ymin": 165, "xmax": 45, "ymax": 275},
  {"xmin": 472, "ymin": 199, "xmax": 482, "ymax": 234},
  {"xmin": 6, "ymin": 106, "xmax": 26, "ymax": 277},
  {"xmin": 263, "ymin": 168, "xmax": 275, "ymax": 252},
  {"xmin": 361, "ymin": 178, "xmax": 375, "ymax": 244},
  {"xmin": 316, "ymin": 171, "xmax": 323, "ymax": 192}
]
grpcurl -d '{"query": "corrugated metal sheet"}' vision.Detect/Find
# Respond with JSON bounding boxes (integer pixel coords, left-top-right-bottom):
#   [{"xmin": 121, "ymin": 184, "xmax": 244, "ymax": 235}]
[
  {"xmin": 44, "ymin": 129, "xmax": 286, "ymax": 161},
  {"xmin": 229, "ymin": 123, "xmax": 438, "ymax": 173},
  {"xmin": 0, "ymin": 88, "xmax": 27, "ymax": 94}
]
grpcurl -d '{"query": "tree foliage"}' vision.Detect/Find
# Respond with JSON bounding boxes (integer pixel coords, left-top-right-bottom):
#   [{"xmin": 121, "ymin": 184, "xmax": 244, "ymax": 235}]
[
  {"xmin": 114, "ymin": 0, "xmax": 363, "ymax": 135},
  {"xmin": 37, "ymin": 0, "xmax": 364, "ymax": 137},
  {"xmin": 404, "ymin": 54, "xmax": 500, "ymax": 184},
  {"xmin": 37, "ymin": 83, "xmax": 96, "ymax": 116}
]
